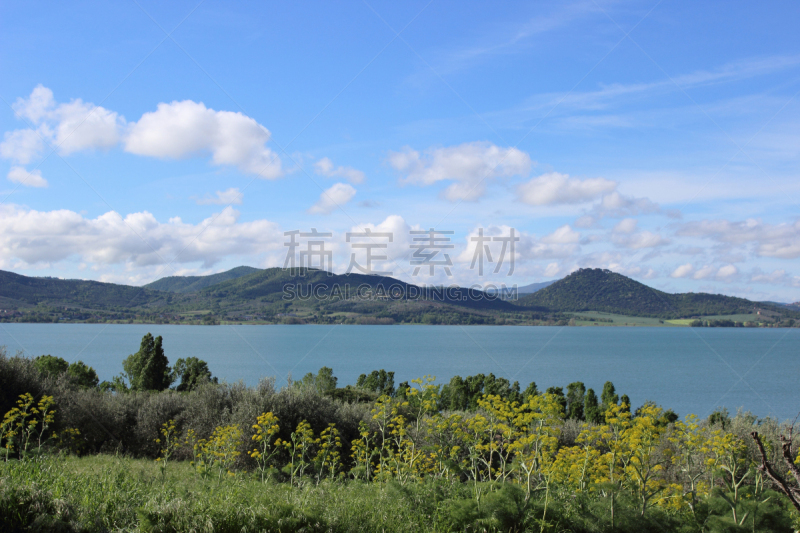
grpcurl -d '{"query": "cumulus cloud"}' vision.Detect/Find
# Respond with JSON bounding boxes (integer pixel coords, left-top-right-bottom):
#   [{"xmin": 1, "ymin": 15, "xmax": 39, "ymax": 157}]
[
  {"xmin": 613, "ymin": 230, "xmax": 668, "ymax": 249},
  {"xmin": 541, "ymin": 224, "xmax": 580, "ymax": 244},
  {"xmin": 0, "ymin": 129, "xmax": 45, "ymax": 165},
  {"xmin": 0, "ymin": 87, "xmax": 285, "ymax": 180},
  {"xmin": 7, "ymin": 166, "xmax": 48, "ymax": 188},
  {"xmin": 517, "ymin": 172, "xmax": 616, "ymax": 206},
  {"xmin": 195, "ymin": 188, "xmax": 243, "ymax": 205},
  {"xmin": 671, "ymin": 263, "xmax": 694, "ymax": 278},
  {"xmin": 0, "ymin": 85, "xmax": 124, "ymax": 164},
  {"xmin": 314, "ymin": 157, "xmax": 365, "ymax": 184},
  {"xmin": 125, "ymin": 100, "xmax": 283, "ymax": 178},
  {"xmin": 346, "ymin": 215, "xmax": 416, "ymax": 274},
  {"xmin": 693, "ymin": 265, "xmax": 717, "ymax": 280},
  {"xmin": 389, "ymin": 142, "xmax": 532, "ymax": 201},
  {"xmin": 716, "ymin": 265, "xmax": 738, "ymax": 280},
  {"xmin": 0, "ymin": 204, "xmax": 283, "ymax": 269},
  {"xmin": 672, "ymin": 263, "xmax": 740, "ymax": 281},
  {"xmin": 456, "ymin": 224, "xmax": 580, "ymax": 278},
  {"xmin": 750, "ymin": 269, "xmax": 800, "ymax": 287},
  {"xmin": 309, "ymin": 183, "xmax": 356, "ymax": 214},
  {"xmin": 678, "ymin": 218, "xmax": 800, "ymax": 259},
  {"xmin": 613, "ymin": 218, "xmax": 638, "ymax": 234},
  {"xmin": 573, "ymin": 191, "xmax": 674, "ymax": 227}
]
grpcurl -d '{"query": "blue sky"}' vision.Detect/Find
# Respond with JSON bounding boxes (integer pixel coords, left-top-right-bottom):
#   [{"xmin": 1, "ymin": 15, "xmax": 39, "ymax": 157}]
[{"xmin": 1, "ymin": 0, "xmax": 799, "ymax": 301}]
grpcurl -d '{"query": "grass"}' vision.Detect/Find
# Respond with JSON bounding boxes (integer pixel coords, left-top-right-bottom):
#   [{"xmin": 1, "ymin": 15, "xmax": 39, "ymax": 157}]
[
  {"xmin": 666, "ymin": 314, "xmax": 765, "ymax": 326},
  {"xmin": 1, "ymin": 454, "xmax": 444, "ymax": 532},
  {"xmin": 571, "ymin": 311, "xmax": 681, "ymax": 326}
]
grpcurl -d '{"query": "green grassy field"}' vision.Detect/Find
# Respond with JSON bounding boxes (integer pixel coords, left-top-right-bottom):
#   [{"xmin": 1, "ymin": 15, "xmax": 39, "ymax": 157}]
[
  {"xmin": 571, "ymin": 311, "xmax": 681, "ymax": 326},
  {"xmin": 0, "ymin": 455, "xmax": 443, "ymax": 532}
]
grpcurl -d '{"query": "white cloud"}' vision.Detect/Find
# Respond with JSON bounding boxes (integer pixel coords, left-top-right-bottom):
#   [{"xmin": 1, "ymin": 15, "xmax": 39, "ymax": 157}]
[
  {"xmin": 750, "ymin": 269, "xmax": 800, "ymax": 287},
  {"xmin": 2, "ymin": 85, "xmax": 124, "ymax": 162},
  {"xmin": 677, "ymin": 264, "xmax": 739, "ymax": 282},
  {"xmin": 613, "ymin": 230, "xmax": 668, "ymax": 249},
  {"xmin": 455, "ymin": 224, "xmax": 579, "ymax": 281},
  {"xmin": 541, "ymin": 224, "xmax": 580, "ymax": 244},
  {"xmin": 0, "ymin": 204, "xmax": 284, "ymax": 269},
  {"xmin": 389, "ymin": 142, "xmax": 532, "ymax": 201},
  {"xmin": 13, "ymin": 84, "xmax": 56, "ymax": 123},
  {"xmin": 125, "ymin": 100, "xmax": 282, "ymax": 178},
  {"xmin": 7, "ymin": 166, "xmax": 48, "ymax": 188},
  {"xmin": 3, "ymin": 87, "xmax": 289, "ymax": 179},
  {"xmin": 51, "ymin": 98, "xmax": 123, "ymax": 155},
  {"xmin": 544, "ymin": 262, "xmax": 561, "ymax": 277},
  {"xmin": 671, "ymin": 263, "xmax": 694, "ymax": 278},
  {"xmin": 716, "ymin": 265, "xmax": 738, "ymax": 280},
  {"xmin": 195, "ymin": 188, "xmax": 243, "ymax": 205},
  {"xmin": 597, "ymin": 192, "xmax": 663, "ymax": 217},
  {"xmin": 693, "ymin": 265, "xmax": 716, "ymax": 280},
  {"xmin": 314, "ymin": 157, "xmax": 365, "ymax": 184},
  {"xmin": 347, "ymin": 215, "xmax": 416, "ymax": 273},
  {"xmin": 613, "ymin": 218, "xmax": 638, "ymax": 234},
  {"xmin": 517, "ymin": 172, "xmax": 616, "ymax": 206},
  {"xmin": 678, "ymin": 218, "xmax": 800, "ymax": 259},
  {"xmin": 309, "ymin": 183, "xmax": 356, "ymax": 214},
  {"xmin": 0, "ymin": 129, "xmax": 45, "ymax": 164}
]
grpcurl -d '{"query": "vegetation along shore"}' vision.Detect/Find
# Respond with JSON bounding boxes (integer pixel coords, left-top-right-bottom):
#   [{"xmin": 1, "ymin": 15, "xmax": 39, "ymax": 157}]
[{"xmin": 1, "ymin": 335, "xmax": 799, "ymax": 532}]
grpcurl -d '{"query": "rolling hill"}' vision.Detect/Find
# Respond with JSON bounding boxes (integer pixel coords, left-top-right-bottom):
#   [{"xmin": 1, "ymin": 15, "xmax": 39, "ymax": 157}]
[
  {"xmin": 144, "ymin": 266, "xmax": 260, "ymax": 293},
  {"xmin": 0, "ymin": 267, "xmax": 795, "ymax": 325},
  {"xmin": 515, "ymin": 268, "xmax": 786, "ymax": 319},
  {"xmin": 0, "ymin": 269, "xmax": 165, "ymax": 309}
]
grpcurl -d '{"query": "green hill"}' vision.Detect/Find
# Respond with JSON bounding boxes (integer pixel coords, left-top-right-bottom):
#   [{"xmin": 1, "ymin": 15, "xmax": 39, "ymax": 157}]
[
  {"xmin": 144, "ymin": 266, "xmax": 261, "ymax": 293},
  {"xmin": 1, "ymin": 267, "xmax": 794, "ymax": 325},
  {"xmin": 198, "ymin": 267, "xmax": 513, "ymax": 312},
  {"xmin": 0, "ymin": 270, "xmax": 164, "ymax": 309},
  {"xmin": 516, "ymin": 268, "xmax": 779, "ymax": 319}
]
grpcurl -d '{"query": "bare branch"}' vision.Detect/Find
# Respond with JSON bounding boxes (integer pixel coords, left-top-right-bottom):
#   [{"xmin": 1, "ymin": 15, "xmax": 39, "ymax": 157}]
[{"xmin": 751, "ymin": 431, "xmax": 800, "ymax": 512}]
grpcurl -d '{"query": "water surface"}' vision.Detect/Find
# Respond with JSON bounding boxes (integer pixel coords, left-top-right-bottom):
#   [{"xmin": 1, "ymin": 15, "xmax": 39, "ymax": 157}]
[{"xmin": 1, "ymin": 324, "xmax": 797, "ymax": 421}]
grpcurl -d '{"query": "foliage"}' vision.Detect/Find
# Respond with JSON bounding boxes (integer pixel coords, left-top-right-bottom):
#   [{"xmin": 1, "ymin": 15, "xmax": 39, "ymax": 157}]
[
  {"xmin": 121, "ymin": 333, "xmax": 173, "ymax": 391},
  {"xmin": 2, "ymin": 349, "xmax": 799, "ymax": 531},
  {"xmin": 171, "ymin": 356, "xmax": 217, "ymax": 392}
]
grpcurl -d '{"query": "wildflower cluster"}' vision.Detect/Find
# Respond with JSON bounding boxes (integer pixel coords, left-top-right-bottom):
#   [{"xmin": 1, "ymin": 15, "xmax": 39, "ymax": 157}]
[
  {"xmin": 250, "ymin": 411, "xmax": 280, "ymax": 482},
  {"xmin": 1, "ymin": 393, "xmax": 56, "ymax": 460}
]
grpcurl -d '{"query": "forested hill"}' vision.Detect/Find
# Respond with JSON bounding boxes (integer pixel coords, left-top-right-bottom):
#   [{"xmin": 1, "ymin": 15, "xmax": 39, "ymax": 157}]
[
  {"xmin": 0, "ymin": 269, "xmax": 165, "ymax": 309},
  {"xmin": 1, "ymin": 267, "xmax": 795, "ymax": 324},
  {"xmin": 196, "ymin": 267, "xmax": 513, "ymax": 311},
  {"xmin": 516, "ymin": 268, "xmax": 780, "ymax": 318},
  {"xmin": 144, "ymin": 266, "xmax": 260, "ymax": 293}
]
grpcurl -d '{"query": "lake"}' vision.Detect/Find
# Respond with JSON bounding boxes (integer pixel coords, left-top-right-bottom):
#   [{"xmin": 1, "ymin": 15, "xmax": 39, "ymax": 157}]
[{"xmin": 1, "ymin": 324, "xmax": 798, "ymax": 421}]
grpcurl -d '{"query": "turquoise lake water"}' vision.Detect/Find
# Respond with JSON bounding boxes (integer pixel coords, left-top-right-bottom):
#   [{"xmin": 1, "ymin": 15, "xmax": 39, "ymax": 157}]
[{"xmin": 1, "ymin": 324, "xmax": 797, "ymax": 421}]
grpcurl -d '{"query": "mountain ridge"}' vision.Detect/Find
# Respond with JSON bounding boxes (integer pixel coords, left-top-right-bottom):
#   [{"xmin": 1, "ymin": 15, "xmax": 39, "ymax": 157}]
[{"xmin": 0, "ymin": 267, "xmax": 796, "ymax": 324}]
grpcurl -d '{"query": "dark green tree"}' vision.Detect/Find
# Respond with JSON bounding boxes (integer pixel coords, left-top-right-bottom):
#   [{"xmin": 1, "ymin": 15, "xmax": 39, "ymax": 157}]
[
  {"xmin": 67, "ymin": 361, "xmax": 99, "ymax": 389},
  {"xmin": 708, "ymin": 407, "xmax": 730, "ymax": 429},
  {"xmin": 356, "ymin": 369, "xmax": 395, "ymax": 396},
  {"xmin": 172, "ymin": 357, "xmax": 217, "ymax": 392},
  {"xmin": 620, "ymin": 394, "xmax": 631, "ymax": 414},
  {"xmin": 33, "ymin": 355, "xmax": 68, "ymax": 377},
  {"xmin": 601, "ymin": 381, "xmax": 619, "ymax": 413},
  {"xmin": 584, "ymin": 388, "xmax": 603, "ymax": 424},
  {"xmin": 121, "ymin": 333, "xmax": 173, "ymax": 391},
  {"xmin": 522, "ymin": 381, "xmax": 538, "ymax": 400},
  {"xmin": 566, "ymin": 381, "xmax": 586, "ymax": 420},
  {"xmin": 545, "ymin": 386, "xmax": 567, "ymax": 413},
  {"xmin": 299, "ymin": 366, "xmax": 338, "ymax": 394}
]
